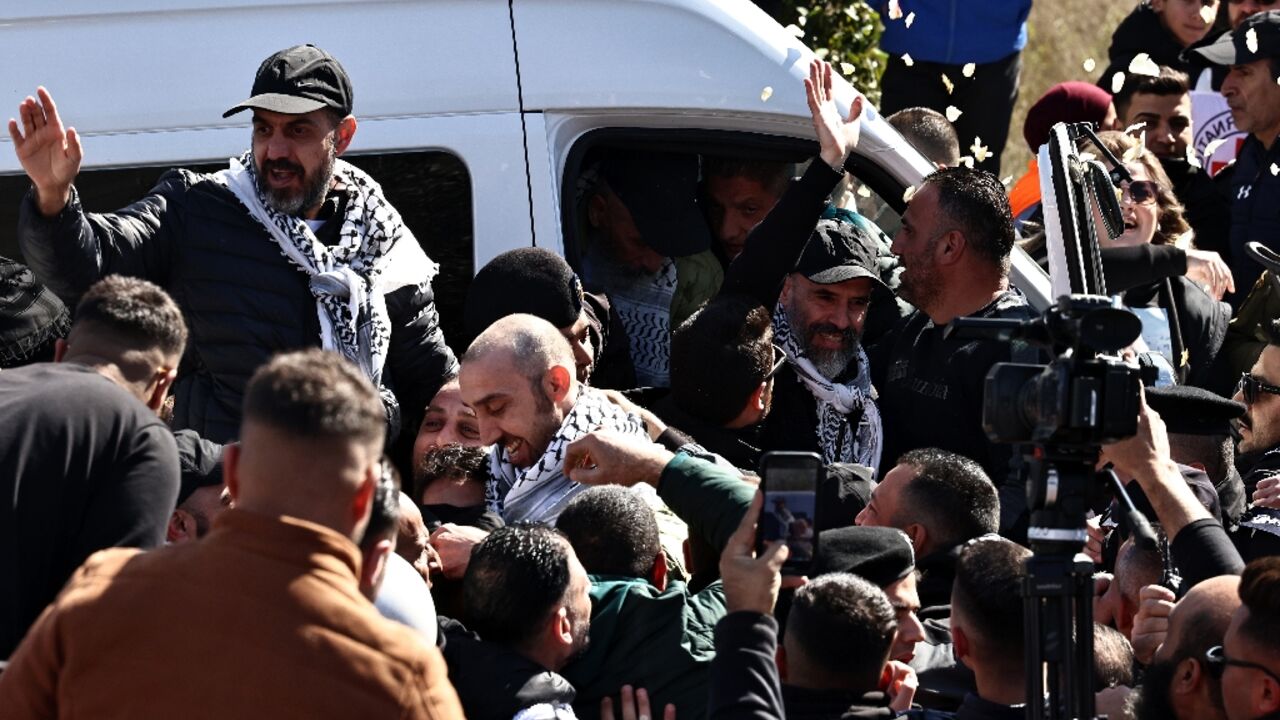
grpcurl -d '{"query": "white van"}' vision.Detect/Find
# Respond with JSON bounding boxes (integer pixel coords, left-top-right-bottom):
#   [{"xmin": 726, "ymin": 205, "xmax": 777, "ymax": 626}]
[{"xmin": 0, "ymin": 0, "xmax": 1049, "ymax": 342}]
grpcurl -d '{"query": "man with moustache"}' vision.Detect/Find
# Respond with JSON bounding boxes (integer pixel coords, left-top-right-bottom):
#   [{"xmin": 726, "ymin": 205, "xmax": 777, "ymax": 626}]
[
  {"xmin": 1228, "ymin": 320, "xmax": 1280, "ymax": 559},
  {"xmin": 12, "ymin": 45, "xmax": 456, "ymax": 443},
  {"xmin": 872, "ymin": 167, "xmax": 1037, "ymax": 538}
]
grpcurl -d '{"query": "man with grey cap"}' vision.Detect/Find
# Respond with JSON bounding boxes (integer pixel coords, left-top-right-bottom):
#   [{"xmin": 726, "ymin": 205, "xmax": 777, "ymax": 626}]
[
  {"xmin": 1190, "ymin": 10, "xmax": 1280, "ymax": 300},
  {"xmin": 10, "ymin": 45, "xmax": 456, "ymax": 444}
]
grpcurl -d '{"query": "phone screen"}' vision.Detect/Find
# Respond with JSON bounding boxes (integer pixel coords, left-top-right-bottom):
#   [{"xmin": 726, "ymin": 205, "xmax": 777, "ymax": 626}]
[{"xmin": 758, "ymin": 452, "xmax": 822, "ymax": 571}]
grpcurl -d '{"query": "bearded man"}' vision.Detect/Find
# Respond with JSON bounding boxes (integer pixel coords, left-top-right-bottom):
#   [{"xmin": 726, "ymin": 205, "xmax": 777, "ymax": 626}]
[{"xmin": 12, "ymin": 45, "xmax": 456, "ymax": 443}]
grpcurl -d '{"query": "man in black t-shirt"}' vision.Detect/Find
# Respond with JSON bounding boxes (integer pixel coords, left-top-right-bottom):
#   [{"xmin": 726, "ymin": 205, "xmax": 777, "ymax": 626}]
[
  {"xmin": 0, "ymin": 275, "xmax": 185, "ymax": 658},
  {"xmin": 872, "ymin": 167, "xmax": 1037, "ymax": 538}
]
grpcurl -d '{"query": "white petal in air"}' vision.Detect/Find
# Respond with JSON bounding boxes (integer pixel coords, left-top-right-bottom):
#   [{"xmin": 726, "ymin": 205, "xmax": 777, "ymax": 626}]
[
  {"xmin": 1248, "ymin": 27, "xmax": 1260, "ymax": 54},
  {"xmin": 903, "ymin": 184, "xmax": 918, "ymax": 203},
  {"xmin": 945, "ymin": 105, "xmax": 962, "ymax": 122},
  {"xmin": 1083, "ymin": 58, "xmax": 1096, "ymax": 73},
  {"xmin": 1111, "ymin": 71, "xmax": 1127, "ymax": 94},
  {"xmin": 1128, "ymin": 53, "xmax": 1159, "ymax": 78},
  {"xmin": 888, "ymin": 0, "xmax": 904, "ymax": 20},
  {"xmin": 905, "ymin": 12, "xmax": 916, "ymax": 28},
  {"xmin": 941, "ymin": 74, "xmax": 955, "ymax": 94},
  {"xmin": 1203, "ymin": 137, "xmax": 1228, "ymax": 159},
  {"xmin": 1200, "ymin": 5, "xmax": 1216, "ymax": 24},
  {"xmin": 760, "ymin": 86, "xmax": 773, "ymax": 102},
  {"xmin": 902, "ymin": 53, "xmax": 915, "ymax": 67},
  {"xmin": 970, "ymin": 136, "xmax": 991, "ymax": 163},
  {"xmin": 962, "ymin": 63, "xmax": 976, "ymax": 78}
]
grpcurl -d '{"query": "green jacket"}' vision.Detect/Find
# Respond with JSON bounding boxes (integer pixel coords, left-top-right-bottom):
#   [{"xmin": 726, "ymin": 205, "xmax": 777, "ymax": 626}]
[
  {"xmin": 671, "ymin": 251, "xmax": 724, "ymax": 328},
  {"xmin": 562, "ymin": 453, "xmax": 753, "ymax": 720}
]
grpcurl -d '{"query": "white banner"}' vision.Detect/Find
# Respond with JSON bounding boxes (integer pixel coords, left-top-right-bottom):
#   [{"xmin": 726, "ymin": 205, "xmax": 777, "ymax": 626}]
[{"xmin": 1191, "ymin": 90, "xmax": 1247, "ymax": 177}]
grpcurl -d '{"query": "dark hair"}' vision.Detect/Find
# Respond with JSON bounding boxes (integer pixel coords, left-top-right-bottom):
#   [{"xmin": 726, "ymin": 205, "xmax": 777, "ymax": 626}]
[
  {"xmin": 413, "ymin": 443, "xmax": 489, "ymax": 503},
  {"xmin": 887, "ymin": 107, "xmax": 962, "ymax": 166},
  {"xmin": 1117, "ymin": 527, "xmax": 1168, "ymax": 604},
  {"xmin": 922, "ymin": 167, "xmax": 1016, "ymax": 269},
  {"xmin": 73, "ymin": 274, "xmax": 188, "ymax": 359},
  {"xmin": 670, "ymin": 294, "xmax": 773, "ymax": 425},
  {"xmin": 463, "ymin": 524, "xmax": 573, "ymax": 650},
  {"xmin": 896, "ymin": 448, "xmax": 999, "ymax": 547},
  {"xmin": 786, "ymin": 573, "xmax": 898, "ymax": 690},
  {"xmin": 360, "ymin": 460, "xmax": 402, "ymax": 551},
  {"xmin": 1238, "ymin": 556, "xmax": 1280, "ymax": 651},
  {"xmin": 1112, "ymin": 65, "xmax": 1190, "ymax": 120},
  {"xmin": 242, "ymin": 349, "xmax": 384, "ymax": 447},
  {"xmin": 952, "ymin": 539, "xmax": 1031, "ymax": 661},
  {"xmin": 556, "ymin": 486, "xmax": 660, "ymax": 578},
  {"xmin": 1093, "ymin": 623, "xmax": 1135, "ymax": 688},
  {"xmin": 702, "ymin": 156, "xmax": 791, "ymax": 198}
]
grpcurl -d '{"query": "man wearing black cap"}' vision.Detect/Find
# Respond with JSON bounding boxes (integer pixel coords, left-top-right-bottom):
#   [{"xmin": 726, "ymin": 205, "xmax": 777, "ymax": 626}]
[
  {"xmin": 720, "ymin": 60, "xmax": 892, "ymax": 469},
  {"xmin": 166, "ymin": 430, "xmax": 229, "ymax": 544},
  {"xmin": 10, "ymin": 45, "xmax": 457, "ymax": 444},
  {"xmin": 1190, "ymin": 11, "xmax": 1280, "ymax": 301},
  {"xmin": 582, "ymin": 149, "xmax": 723, "ymax": 387}
]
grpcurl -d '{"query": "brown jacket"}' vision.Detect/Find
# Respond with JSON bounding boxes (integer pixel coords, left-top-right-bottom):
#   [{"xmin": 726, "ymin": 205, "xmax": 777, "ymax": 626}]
[{"xmin": 0, "ymin": 509, "xmax": 465, "ymax": 720}]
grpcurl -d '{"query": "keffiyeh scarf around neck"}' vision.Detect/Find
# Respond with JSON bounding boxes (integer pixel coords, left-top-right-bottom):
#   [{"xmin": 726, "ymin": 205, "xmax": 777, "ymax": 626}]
[
  {"xmin": 773, "ymin": 301, "xmax": 882, "ymax": 470},
  {"xmin": 487, "ymin": 386, "xmax": 648, "ymax": 524},
  {"xmin": 215, "ymin": 151, "xmax": 436, "ymax": 431}
]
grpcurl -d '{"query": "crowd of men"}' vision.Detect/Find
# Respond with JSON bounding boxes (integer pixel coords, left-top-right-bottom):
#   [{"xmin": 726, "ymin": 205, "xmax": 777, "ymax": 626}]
[{"xmin": 6, "ymin": 3, "xmax": 1280, "ymax": 717}]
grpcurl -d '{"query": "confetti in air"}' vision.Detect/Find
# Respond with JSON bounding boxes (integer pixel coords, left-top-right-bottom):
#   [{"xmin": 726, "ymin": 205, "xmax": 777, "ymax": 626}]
[
  {"xmin": 888, "ymin": 0, "xmax": 903, "ymax": 20},
  {"xmin": 1123, "ymin": 122, "xmax": 1146, "ymax": 135},
  {"xmin": 941, "ymin": 74, "xmax": 955, "ymax": 94},
  {"xmin": 785, "ymin": 24, "xmax": 805, "ymax": 38},
  {"xmin": 1203, "ymin": 137, "xmax": 1228, "ymax": 160},
  {"xmin": 1083, "ymin": 58, "xmax": 1096, "ymax": 73},
  {"xmin": 902, "ymin": 53, "xmax": 915, "ymax": 67},
  {"xmin": 760, "ymin": 86, "xmax": 773, "ymax": 102},
  {"xmin": 1001, "ymin": 175, "xmax": 1014, "ymax": 187},
  {"xmin": 1200, "ymin": 5, "xmax": 1216, "ymax": 24},
  {"xmin": 970, "ymin": 137, "xmax": 991, "ymax": 163},
  {"xmin": 1186, "ymin": 143, "xmax": 1202, "ymax": 168},
  {"xmin": 903, "ymin": 185, "xmax": 918, "ymax": 203},
  {"xmin": 1272, "ymin": 163, "xmax": 1279, "ymax": 176},
  {"xmin": 958, "ymin": 156, "xmax": 975, "ymax": 169},
  {"xmin": 962, "ymin": 63, "xmax": 976, "ymax": 78},
  {"xmin": 856, "ymin": 184, "xmax": 872, "ymax": 198},
  {"xmin": 945, "ymin": 105, "xmax": 962, "ymax": 122},
  {"xmin": 1111, "ymin": 71, "xmax": 1126, "ymax": 94},
  {"xmin": 841, "ymin": 62, "xmax": 855, "ymax": 76},
  {"xmin": 1128, "ymin": 53, "xmax": 1159, "ymax": 78},
  {"xmin": 1122, "ymin": 135, "xmax": 1145, "ymax": 163},
  {"xmin": 905, "ymin": 12, "xmax": 916, "ymax": 27},
  {"xmin": 1248, "ymin": 27, "xmax": 1260, "ymax": 54}
]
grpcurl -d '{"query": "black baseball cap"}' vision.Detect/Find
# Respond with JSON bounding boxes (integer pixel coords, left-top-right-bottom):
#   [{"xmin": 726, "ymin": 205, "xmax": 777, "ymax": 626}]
[
  {"xmin": 794, "ymin": 218, "xmax": 890, "ymax": 292},
  {"xmin": 599, "ymin": 150, "xmax": 711, "ymax": 258},
  {"xmin": 1191, "ymin": 10, "xmax": 1280, "ymax": 66},
  {"xmin": 224, "ymin": 44, "xmax": 353, "ymax": 118}
]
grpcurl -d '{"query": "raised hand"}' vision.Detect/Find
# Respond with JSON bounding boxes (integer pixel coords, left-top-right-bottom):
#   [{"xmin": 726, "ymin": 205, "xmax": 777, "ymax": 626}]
[
  {"xmin": 1130, "ymin": 584, "xmax": 1176, "ymax": 665},
  {"xmin": 8, "ymin": 87, "xmax": 82, "ymax": 217},
  {"xmin": 600, "ymin": 685, "xmax": 675, "ymax": 720},
  {"xmin": 804, "ymin": 59, "xmax": 863, "ymax": 171}
]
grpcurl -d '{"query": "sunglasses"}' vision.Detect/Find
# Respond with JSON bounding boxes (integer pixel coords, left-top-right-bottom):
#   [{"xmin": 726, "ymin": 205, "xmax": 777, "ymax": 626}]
[
  {"xmin": 1121, "ymin": 180, "xmax": 1159, "ymax": 205},
  {"xmin": 1236, "ymin": 373, "xmax": 1280, "ymax": 405},
  {"xmin": 766, "ymin": 343, "xmax": 788, "ymax": 380},
  {"xmin": 1204, "ymin": 645, "xmax": 1280, "ymax": 685}
]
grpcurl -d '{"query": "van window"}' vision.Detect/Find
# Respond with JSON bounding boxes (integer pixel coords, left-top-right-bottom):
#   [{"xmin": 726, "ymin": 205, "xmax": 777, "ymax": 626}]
[{"xmin": 0, "ymin": 150, "xmax": 473, "ymax": 352}]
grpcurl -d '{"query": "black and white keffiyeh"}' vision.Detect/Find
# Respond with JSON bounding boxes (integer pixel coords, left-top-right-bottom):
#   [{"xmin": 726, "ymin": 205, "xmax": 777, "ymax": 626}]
[
  {"xmin": 773, "ymin": 301, "xmax": 882, "ymax": 469},
  {"xmin": 487, "ymin": 386, "xmax": 649, "ymax": 524},
  {"xmin": 215, "ymin": 151, "xmax": 436, "ymax": 429}
]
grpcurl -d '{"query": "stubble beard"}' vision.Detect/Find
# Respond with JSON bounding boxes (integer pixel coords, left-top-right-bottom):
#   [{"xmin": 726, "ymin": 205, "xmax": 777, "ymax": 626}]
[{"xmin": 256, "ymin": 138, "xmax": 338, "ymax": 216}]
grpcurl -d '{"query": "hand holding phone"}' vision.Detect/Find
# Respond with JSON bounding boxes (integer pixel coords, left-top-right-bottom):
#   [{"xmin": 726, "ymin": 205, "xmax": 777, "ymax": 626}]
[{"xmin": 756, "ymin": 451, "xmax": 824, "ymax": 575}]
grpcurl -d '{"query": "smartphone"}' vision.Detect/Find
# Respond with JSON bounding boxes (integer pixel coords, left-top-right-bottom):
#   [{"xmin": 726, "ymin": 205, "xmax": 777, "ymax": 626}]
[{"xmin": 757, "ymin": 451, "xmax": 824, "ymax": 574}]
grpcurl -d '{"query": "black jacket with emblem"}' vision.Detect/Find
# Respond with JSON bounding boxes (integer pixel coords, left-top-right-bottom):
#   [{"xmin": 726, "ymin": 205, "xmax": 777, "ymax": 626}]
[
  {"xmin": 18, "ymin": 170, "xmax": 457, "ymax": 443},
  {"xmin": 1223, "ymin": 134, "xmax": 1280, "ymax": 307}
]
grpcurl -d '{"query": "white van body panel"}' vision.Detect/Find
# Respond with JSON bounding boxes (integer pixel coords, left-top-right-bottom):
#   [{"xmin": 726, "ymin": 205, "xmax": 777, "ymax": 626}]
[{"xmin": 0, "ymin": 0, "xmax": 1049, "ymax": 308}]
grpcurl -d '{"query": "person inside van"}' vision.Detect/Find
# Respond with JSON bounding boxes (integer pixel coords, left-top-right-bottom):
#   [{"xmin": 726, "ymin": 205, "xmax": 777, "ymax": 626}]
[
  {"xmin": 10, "ymin": 44, "xmax": 458, "ymax": 445},
  {"xmin": 701, "ymin": 156, "xmax": 791, "ymax": 266},
  {"xmin": 581, "ymin": 149, "xmax": 724, "ymax": 387}
]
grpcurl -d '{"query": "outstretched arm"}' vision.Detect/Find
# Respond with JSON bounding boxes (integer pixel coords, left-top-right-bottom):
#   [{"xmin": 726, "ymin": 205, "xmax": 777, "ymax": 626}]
[{"xmin": 720, "ymin": 60, "xmax": 864, "ymax": 305}]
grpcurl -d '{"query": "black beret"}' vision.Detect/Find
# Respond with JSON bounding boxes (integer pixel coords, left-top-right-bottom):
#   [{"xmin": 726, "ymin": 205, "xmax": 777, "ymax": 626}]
[
  {"xmin": 812, "ymin": 525, "xmax": 916, "ymax": 587},
  {"xmin": 1146, "ymin": 385, "xmax": 1245, "ymax": 436},
  {"xmin": 463, "ymin": 248, "xmax": 585, "ymax": 346},
  {"xmin": 174, "ymin": 429, "xmax": 226, "ymax": 507}
]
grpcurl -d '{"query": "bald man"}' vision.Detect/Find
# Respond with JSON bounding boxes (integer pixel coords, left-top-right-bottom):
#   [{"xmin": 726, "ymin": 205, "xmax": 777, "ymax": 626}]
[
  {"xmin": 459, "ymin": 313, "xmax": 651, "ymax": 523},
  {"xmin": 1131, "ymin": 575, "xmax": 1241, "ymax": 720}
]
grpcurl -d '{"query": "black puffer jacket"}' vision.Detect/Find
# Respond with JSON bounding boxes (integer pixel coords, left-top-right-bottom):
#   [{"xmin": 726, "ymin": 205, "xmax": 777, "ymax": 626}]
[
  {"xmin": 18, "ymin": 170, "xmax": 457, "ymax": 443},
  {"xmin": 1097, "ymin": 5, "xmax": 1194, "ymax": 90}
]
